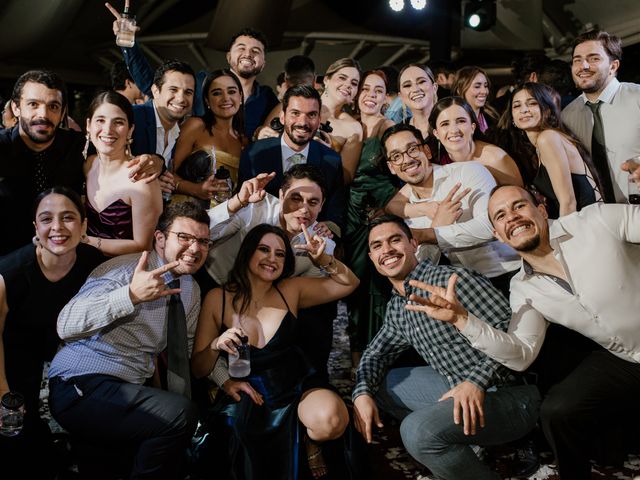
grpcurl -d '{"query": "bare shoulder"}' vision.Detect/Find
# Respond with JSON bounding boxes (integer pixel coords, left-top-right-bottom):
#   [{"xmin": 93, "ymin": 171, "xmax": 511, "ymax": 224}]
[
  {"xmin": 181, "ymin": 116, "xmax": 206, "ymax": 134},
  {"xmin": 536, "ymin": 129, "xmax": 563, "ymax": 146}
]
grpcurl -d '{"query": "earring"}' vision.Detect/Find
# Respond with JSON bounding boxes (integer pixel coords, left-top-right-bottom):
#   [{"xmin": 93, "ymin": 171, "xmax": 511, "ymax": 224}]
[
  {"xmin": 126, "ymin": 137, "xmax": 133, "ymax": 158},
  {"xmin": 32, "ymin": 236, "xmax": 40, "ymax": 246},
  {"xmin": 82, "ymin": 133, "xmax": 90, "ymax": 160},
  {"xmin": 81, "ymin": 233, "xmax": 88, "ymax": 243}
]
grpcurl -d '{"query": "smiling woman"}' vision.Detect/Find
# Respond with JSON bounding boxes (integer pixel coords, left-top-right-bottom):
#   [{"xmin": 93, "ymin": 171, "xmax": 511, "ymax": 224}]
[{"xmin": 83, "ymin": 91, "xmax": 162, "ymax": 256}]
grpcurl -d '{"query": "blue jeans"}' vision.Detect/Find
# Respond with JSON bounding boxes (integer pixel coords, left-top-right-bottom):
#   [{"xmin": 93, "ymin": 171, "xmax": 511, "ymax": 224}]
[{"xmin": 376, "ymin": 366, "xmax": 540, "ymax": 480}]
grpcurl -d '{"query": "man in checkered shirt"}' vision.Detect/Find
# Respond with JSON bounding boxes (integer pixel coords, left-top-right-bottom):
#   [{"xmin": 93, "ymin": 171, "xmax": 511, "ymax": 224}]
[{"xmin": 352, "ymin": 214, "xmax": 540, "ymax": 480}]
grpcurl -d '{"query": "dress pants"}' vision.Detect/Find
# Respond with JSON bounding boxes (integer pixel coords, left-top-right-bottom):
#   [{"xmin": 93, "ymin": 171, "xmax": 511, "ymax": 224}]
[
  {"xmin": 49, "ymin": 374, "xmax": 198, "ymax": 480},
  {"xmin": 376, "ymin": 366, "xmax": 540, "ymax": 480},
  {"xmin": 540, "ymin": 350, "xmax": 640, "ymax": 479}
]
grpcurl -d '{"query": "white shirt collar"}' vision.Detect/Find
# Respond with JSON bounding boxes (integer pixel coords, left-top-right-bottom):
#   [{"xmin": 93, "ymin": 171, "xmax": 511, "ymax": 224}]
[
  {"xmin": 152, "ymin": 102, "xmax": 181, "ymax": 162},
  {"xmin": 280, "ymin": 135, "xmax": 310, "ymax": 163},
  {"xmin": 579, "ymin": 77, "xmax": 621, "ymax": 105}
]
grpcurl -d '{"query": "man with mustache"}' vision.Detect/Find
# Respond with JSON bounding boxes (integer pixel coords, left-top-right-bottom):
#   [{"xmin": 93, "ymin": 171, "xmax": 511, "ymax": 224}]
[
  {"xmin": 48, "ymin": 202, "xmax": 210, "ymax": 478},
  {"xmin": 561, "ymin": 29, "xmax": 640, "ymax": 203},
  {"xmin": 238, "ymin": 85, "xmax": 345, "ymax": 234},
  {"xmin": 0, "ymin": 70, "xmax": 161, "ymax": 256},
  {"xmin": 382, "ymin": 123, "xmax": 520, "ymax": 296},
  {"xmin": 410, "ymin": 185, "xmax": 640, "ymax": 479}
]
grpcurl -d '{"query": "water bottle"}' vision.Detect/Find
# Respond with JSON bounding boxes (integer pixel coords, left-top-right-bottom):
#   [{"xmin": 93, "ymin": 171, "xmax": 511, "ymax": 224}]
[
  {"xmin": 228, "ymin": 335, "xmax": 251, "ymax": 378},
  {"xmin": 211, "ymin": 166, "xmax": 233, "ymax": 207},
  {"xmin": 0, "ymin": 392, "xmax": 25, "ymax": 437}
]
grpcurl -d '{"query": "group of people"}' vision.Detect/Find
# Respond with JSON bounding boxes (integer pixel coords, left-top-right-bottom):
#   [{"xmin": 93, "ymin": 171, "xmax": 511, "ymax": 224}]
[{"xmin": 0, "ymin": 5, "xmax": 639, "ymax": 478}]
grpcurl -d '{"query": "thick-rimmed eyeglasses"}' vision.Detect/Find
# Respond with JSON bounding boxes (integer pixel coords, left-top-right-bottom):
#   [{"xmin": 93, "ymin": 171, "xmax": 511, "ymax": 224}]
[
  {"xmin": 166, "ymin": 231, "xmax": 213, "ymax": 249},
  {"xmin": 387, "ymin": 143, "xmax": 422, "ymax": 165}
]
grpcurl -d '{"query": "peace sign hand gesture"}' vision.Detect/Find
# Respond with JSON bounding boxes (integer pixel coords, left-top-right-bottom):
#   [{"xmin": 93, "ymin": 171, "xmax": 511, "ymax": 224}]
[
  {"xmin": 128, "ymin": 251, "xmax": 181, "ymax": 305},
  {"xmin": 295, "ymin": 223, "xmax": 327, "ymax": 264},
  {"xmin": 405, "ymin": 273, "xmax": 470, "ymax": 330},
  {"xmin": 431, "ymin": 183, "xmax": 471, "ymax": 227}
]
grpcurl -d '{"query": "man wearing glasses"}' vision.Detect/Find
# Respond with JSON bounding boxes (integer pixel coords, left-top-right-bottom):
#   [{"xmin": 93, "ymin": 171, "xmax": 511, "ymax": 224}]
[
  {"xmin": 47, "ymin": 202, "xmax": 211, "ymax": 479},
  {"xmin": 382, "ymin": 124, "xmax": 519, "ymax": 296}
]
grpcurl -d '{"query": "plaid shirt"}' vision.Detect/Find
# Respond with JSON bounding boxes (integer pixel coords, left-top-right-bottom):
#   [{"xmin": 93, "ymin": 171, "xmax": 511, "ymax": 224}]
[{"xmin": 353, "ymin": 260, "xmax": 513, "ymax": 400}]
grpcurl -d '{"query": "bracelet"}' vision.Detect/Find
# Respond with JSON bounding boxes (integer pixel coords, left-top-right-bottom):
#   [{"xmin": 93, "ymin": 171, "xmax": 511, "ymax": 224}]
[
  {"xmin": 174, "ymin": 181, "xmax": 181, "ymax": 192},
  {"xmin": 235, "ymin": 193, "xmax": 248, "ymax": 208},
  {"xmin": 96, "ymin": 237, "xmax": 103, "ymax": 252}
]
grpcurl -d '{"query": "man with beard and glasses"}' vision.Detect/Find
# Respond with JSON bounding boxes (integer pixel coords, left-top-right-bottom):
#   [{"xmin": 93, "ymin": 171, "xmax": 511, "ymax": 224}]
[
  {"xmin": 0, "ymin": 70, "xmax": 161, "ymax": 256},
  {"xmin": 238, "ymin": 85, "xmax": 345, "ymax": 234},
  {"xmin": 107, "ymin": 3, "xmax": 278, "ymax": 139},
  {"xmin": 382, "ymin": 123, "xmax": 520, "ymax": 296},
  {"xmin": 561, "ymin": 29, "xmax": 640, "ymax": 203},
  {"xmin": 409, "ymin": 184, "xmax": 640, "ymax": 479}
]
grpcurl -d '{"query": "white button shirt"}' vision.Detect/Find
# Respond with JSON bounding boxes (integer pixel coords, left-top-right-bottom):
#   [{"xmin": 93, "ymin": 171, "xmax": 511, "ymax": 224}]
[
  {"xmin": 405, "ymin": 161, "xmax": 520, "ymax": 277},
  {"xmin": 561, "ymin": 78, "xmax": 640, "ymax": 203},
  {"xmin": 153, "ymin": 102, "xmax": 180, "ymax": 168},
  {"xmin": 462, "ymin": 203, "xmax": 640, "ymax": 370}
]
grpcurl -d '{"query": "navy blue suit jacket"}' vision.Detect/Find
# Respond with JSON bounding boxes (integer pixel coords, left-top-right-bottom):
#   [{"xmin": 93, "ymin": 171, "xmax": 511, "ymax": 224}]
[
  {"xmin": 131, "ymin": 101, "xmax": 158, "ymax": 157},
  {"xmin": 238, "ymin": 137, "xmax": 345, "ymax": 230}
]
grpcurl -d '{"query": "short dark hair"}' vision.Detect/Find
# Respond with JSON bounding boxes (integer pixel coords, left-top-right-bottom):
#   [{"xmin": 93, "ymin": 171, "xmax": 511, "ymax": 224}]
[
  {"xmin": 367, "ymin": 214, "xmax": 413, "ymax": 242},
  {"xmin": 152, "ymin": 59, "xmax": 196, "ymax": 91},
  {"xmin": 225, "ymin": 224, "xmax": 295, "ymax": 314},
  {"xmin": 281, "ymin": 164, "xmax": 328, "ymax": 201},
  {"xmin": 573, "ymin": 29, "xmax": 622, "ymax": 63},
  {"xmin": 86, "ymin": 90, "xmax": 134, "ymax": 128},
  {"xmin": 282, "ymin": 84, "xmax": 321, "ymax": 112},
  {"xmin": 228, "ymin": 28, "xmax": 268, "ymax": 52},
  {"xmin": 380, "ymin": 123, "xmax": 425, "ymax": 159},
  {"xmin": 284, "ymin": 55, "xmax": 316, "ymax": 87},
  {"xmin": 33, "ymin": 186, "xmax": 86, "ymax": 221},
  {"xmin": 156, "ymin": 201, "xmax": 210, "ymax": 233},
  {"xmin": 12, "ymin": 69, "xmax": 67, "ymax": 111},
  {"xmin": 511, "ymin": 52, "xmax": 550, "ymax": 84},
  {"xmin": 276, "ymin": 71, "xmax": 286, "ymax": 87},
  {"xmin": 110, "ymin": 61, "xmax": 133, "ymax": 91},
  {"xmin": 377, "ymin": 65, "xmax": 400, "ymax": 95},
  {"xmin": 487, "ymin": 185, "xmax": 540, "ymax": 225}
]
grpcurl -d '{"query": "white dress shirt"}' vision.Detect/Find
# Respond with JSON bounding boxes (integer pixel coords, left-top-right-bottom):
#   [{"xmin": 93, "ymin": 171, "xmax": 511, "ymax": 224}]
[
  {"xmin": 405, "ymin": 161, "xmax": 520, "ymax": 277},
  {"xmin": 561, "ymin": 78, "xmax": 640, "ymax": 203},
  {"xmin": 153, "ymin": 102, "xmax": 180, "ymax": 168},
  {"xmin": 206, "ymin": 194, "xmax": 335, "ymax": 284},
  {"xmin": 462, "ymin": 203, "xmax": 640, "ymax": 370}
]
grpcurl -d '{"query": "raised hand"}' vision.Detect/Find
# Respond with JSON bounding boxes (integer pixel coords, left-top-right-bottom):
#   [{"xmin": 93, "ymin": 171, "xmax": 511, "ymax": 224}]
[
  {"xmin": 296, "ymin": 222, "xmax": 327, "ymax": 264},
  {"xmin": 405, "ymin": 274, "xmax": 469, "ymax": 330},
  {"xmin": 431, "ymin": 183, "xmax": 471, "ymax": 227},
  {"xmin": 105, "ymin": 2, "xmax": 140, "ymax": 36},
  {"xmin": 238, "ymin": 172, "xmax": 276, "ymax": 205},
  {"xmin": 312, "ymin": 221, "xmax": 334, "ymax": 239},
  {"xmin": 128, "ymin": 251, "xmax": 181, "ymax": 305},
  {"xmin": 439, "ymin": 381, "xmax": 485, "ymax": 436},
  {"xmin": 127, "ymin": 154, "xmax": 163, "ymax": 183}
]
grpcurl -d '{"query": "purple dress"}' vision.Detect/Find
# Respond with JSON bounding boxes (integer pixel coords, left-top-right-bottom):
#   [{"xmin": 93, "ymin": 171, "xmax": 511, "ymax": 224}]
[{"xmin": 86, "ymin": 199, "xmax": 134, "ymax": 239}]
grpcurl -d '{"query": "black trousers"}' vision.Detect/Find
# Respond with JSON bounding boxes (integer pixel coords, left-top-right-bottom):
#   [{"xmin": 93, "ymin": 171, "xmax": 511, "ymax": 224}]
[
  {"xmin": 49, "ymin": 374, "xmax": 198, "ymax": 480},
  {"xmin": 540, "ymin": 349, "xmax": 640, "ymax": 479}
]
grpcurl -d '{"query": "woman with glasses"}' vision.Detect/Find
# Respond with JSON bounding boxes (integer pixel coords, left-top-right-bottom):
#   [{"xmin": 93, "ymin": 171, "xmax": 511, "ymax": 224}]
[
  {"xmin": 82, "ymin": 91, "xmax": 162, "ymax": 256},
  {"xmin": 0, "ymin": 187, "xmax": 103, "ymax": 478},
  {"xmin": 192, "ymin": 223, "xmax": 359, "ymax": 480},
  {"xmin": 497, "ymin": 82, "xmax": 600, "ymax": 218},
  {"xmin": 172, "ymin": 70, "xmax": 246, "ymax": 203}
]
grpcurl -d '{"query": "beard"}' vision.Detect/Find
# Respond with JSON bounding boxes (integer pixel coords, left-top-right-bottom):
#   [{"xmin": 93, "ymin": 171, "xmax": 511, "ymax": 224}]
[
  {"xmin": 234, "ymin": 59, "xmax": 264, "ymax": 79},
  {"xmin": 20, "ymin": 116, "xmax": 57, "ymax": 144},
  {"xmin": 511, "ymin": 233, "xmax": 541, "ymax": 252},
  {"xmin": 284, "ymin": 123, "xmax": 314, "ymax": 146}
]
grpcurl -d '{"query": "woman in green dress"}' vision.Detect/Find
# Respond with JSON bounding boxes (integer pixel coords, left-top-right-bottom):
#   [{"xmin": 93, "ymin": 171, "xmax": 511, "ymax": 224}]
[{"xmin": 345, "ymin": 70, "xmax": 399, "ymax": 358}]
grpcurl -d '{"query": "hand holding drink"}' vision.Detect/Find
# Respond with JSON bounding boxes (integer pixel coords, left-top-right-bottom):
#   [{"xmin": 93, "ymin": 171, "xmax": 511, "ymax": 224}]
[
  {"xmin": 622, "ymin": 156, "xmax": 640, "ymax": 204},
  {"xmin": 106, "ymin": 1, "xmax": 138, "ymax": 48}
]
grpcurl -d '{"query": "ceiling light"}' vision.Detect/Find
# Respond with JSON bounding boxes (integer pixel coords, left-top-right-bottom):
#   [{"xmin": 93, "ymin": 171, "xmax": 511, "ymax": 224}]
[
  {"xmin": 389, "ymin": 0, "xmax": 404, "ymax": 12},
  {"xmin": 410, "ymin": 0, "xmax": 427, "ymax": 9},
  {"xmin": 464, "ymin": 0, "xmax": 496, "ymax": 32}
]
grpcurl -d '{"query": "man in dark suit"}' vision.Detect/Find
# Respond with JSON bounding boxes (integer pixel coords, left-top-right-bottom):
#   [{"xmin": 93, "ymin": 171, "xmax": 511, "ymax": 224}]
[{"xmin": 238, "ymin": 84, "xmax": 345, "ymax": 233}]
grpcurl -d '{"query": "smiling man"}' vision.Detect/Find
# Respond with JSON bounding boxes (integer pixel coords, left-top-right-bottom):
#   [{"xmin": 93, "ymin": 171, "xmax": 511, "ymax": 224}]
[
  {"xmin": 383, "ymin": 123, "xmax": 519, "ymax": 295},
  {"xmin": 411, "ymin": 185, "xmax": 640, "ymax": 479},
  {"xmin": 47, "ymin": 202, "xmax": 211, "ymax": 479},
  {"xmin": 352, "ymin": 214, "xmax": 539, "ymax": 480},
  {"xmin": 238, "ymin": 85, "xmax": 344, "ymax": 233},
  {"xmin": 561, "ymin": 29, "xmax": 640, "ymax": 203}
]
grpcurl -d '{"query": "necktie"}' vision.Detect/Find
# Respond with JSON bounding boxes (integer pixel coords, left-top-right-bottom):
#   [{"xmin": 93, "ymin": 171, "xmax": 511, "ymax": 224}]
[
  {"xmin": 166, "ymin": 279, "xmax": 191, "ymax": 399},
  {"xmin": 586, "ymin": 101, "xmax": 616, "ymax": 202},
  {"xmin": 286, "ymin": 153, "xmax": 306, "ymax": 171}
]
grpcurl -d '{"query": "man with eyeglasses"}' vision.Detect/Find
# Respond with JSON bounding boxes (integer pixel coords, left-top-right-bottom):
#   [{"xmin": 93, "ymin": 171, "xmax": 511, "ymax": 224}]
[
  {"xmin": 48, "ymin": 202, "xmax": 210, "ymax": 478},
  {"xmin": 382, "ymin": 123, "xmax": 520, "ymax": 296}
]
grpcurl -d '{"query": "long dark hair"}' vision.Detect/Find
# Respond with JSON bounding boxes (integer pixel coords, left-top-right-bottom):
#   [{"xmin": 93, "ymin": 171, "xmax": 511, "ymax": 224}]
[
  {"xmin": 428, "ymin": 96, "xmax": 487, "ymax": 143},
  {"xmin": 201, "ymin": 69, "xmax": 245, "ymax": 142},
  {"xmin": 87, "ymin": 90, "xmax": 134, "ymax": 127},
  {"xmin": 497, "ymin": 82, "xmax": 603, "ymax": 191},
  {"xmin": 33, "ymin": 186, "xmax": 86, "ymax": 221},
  {"xmin": 224, "ymin": 224, "xmax": 296, "ymax": 315}
]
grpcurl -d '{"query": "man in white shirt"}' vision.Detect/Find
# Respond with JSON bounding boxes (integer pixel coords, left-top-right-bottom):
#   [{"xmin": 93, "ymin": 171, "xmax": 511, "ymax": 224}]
[
  {"xmin": 561, "ymin": 29, "xmax": 640, "ymax": 203},
  {"xmin": 383, "ymin": 123, "xmax": 520, "ymax": 295},
  {"xmin": 407, "ymin": 185, "xmax": 640, "ymax": 479}
]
